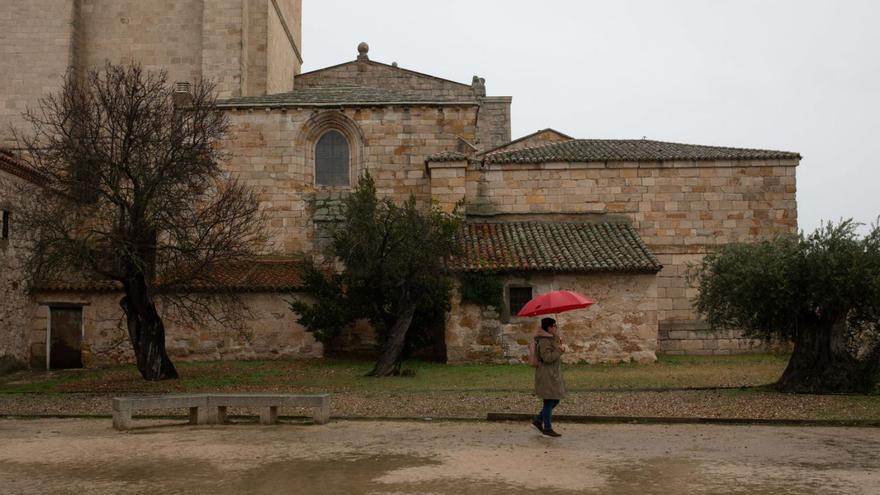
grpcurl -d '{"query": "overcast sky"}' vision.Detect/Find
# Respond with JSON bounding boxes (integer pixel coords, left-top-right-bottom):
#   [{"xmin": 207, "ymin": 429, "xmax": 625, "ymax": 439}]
[{"xmin": 302, "ymin": 0, "xmax": 879, "ymax": 235}]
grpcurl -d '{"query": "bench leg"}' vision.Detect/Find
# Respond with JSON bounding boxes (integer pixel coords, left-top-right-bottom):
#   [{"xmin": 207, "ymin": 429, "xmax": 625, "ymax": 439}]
[
  {"xmin": 190, "ymin": 406, "xmax": 211, "ymax": 425},
  {"xmin": 313, "ymin": 401, "xmax": 330, "ymax": 425},
  {"xmin": 260, "ymin": 406, "xmax": 278, "ymax": 425},
  {"xmin": 113, "ymin": 409, "xmax": 132, "ymax": 431}
]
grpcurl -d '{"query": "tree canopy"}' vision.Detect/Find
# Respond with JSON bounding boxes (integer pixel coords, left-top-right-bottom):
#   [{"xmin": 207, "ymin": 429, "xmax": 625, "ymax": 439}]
[
  {"xmin": 16, "ymin": 63, "xmax": 265, "ymax": 380},
  {"xmin": 291, "ymin": 173, "xmax": 461, "ymax": 376},
  {"xmin": 691, "ymin": 220, "xmax": 880, "ymax": 393}
]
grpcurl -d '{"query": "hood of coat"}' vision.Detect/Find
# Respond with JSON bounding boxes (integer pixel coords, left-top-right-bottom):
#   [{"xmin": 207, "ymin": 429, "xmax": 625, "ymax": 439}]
[{"xmin": 534, "ymin": 329, "xmax": 554, "ymax": 339}]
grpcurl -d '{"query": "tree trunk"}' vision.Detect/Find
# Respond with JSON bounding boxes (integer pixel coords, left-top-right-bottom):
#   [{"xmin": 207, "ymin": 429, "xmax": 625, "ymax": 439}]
[
  {"xmin": 368, "ymin": 298, "xmax": 418, "ymax": 377},
  {"xmin": 120, "ymin": 275, "xmax": 178, "ymax": 381},
  {"xmin": 777, "ymin": 315, "xmax": 875, "ymax": 393}
]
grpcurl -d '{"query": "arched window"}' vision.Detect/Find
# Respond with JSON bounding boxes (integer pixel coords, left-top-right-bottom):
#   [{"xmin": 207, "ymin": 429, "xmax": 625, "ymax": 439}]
[{"xmin": 315, "ymin": 130, "xmax": 350, "ymax": 186}]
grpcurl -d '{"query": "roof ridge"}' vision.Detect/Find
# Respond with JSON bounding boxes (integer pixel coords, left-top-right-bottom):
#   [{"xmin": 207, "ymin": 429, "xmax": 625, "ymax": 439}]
[
  {"xmin": 297, "ymin": 59, "xmax": 474, "ymax": 89},
  {"xmin": 477, "ymin": 128, "xmax": 574, "ymax": 156},
  {"xmin": 482, "ymin": 138, "xmax": 801, "ymax": 164}
]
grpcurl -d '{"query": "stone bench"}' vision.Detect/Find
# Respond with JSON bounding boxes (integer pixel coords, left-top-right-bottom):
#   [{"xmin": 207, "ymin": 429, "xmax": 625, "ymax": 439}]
[{"xmin": 112, "ymin": 393, "xmax": 330, "ymax": 430}]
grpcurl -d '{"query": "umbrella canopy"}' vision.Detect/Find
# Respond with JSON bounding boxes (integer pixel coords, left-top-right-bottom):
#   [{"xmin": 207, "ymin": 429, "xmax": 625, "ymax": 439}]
[{"xmin": 516, "ymin": 290, "xmax": 595, "ymax": 317}]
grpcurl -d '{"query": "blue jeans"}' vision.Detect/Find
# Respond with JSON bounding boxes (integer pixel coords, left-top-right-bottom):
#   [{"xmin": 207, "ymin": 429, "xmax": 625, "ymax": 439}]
[{"xmin": 536, "ymin": 399, "xmax": 559, "ymax": 430}]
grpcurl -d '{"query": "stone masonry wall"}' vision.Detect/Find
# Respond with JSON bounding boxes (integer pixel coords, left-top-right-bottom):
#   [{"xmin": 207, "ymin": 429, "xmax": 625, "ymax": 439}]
[
  {"xmin": 77, "ymin": 0, "xmax": 204, "ymax": 85},
  {"xmin": 0, "ymin": 0, "xmax": 77, "ymax": 147},
  {"xmin": 0, "ymin": 171, "xmax": 37, "ymax": 366},
  {"xmin": 202, "ymin": 0, "xmax": 246, "ymax": 98},
  {"xmin": 27, "ymin": 292, "xmax": 322, "ymax": 368},
  {"xmin": 268, "ymin": 0, "xmax": 301, "ymax": 88},
  {"xmin": 465, "ymin": 159, "xmax": 797, "ymax": 354},
  {"xmin": 446, "ymin": 272, "xmax": 658, "ymax": 364},
  {"xmin": 223, "ymin": 105, "xmax": 478, "ymax": 253},
  {"xmin": 477, "ymin": 97, "xmax": 512, "ymax": 151}
]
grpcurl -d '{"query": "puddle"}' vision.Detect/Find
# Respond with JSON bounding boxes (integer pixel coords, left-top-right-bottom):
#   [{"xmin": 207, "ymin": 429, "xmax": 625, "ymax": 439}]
[{"xmin": 604, "ymin": 457, "xmax": 854, "ymax": 495}]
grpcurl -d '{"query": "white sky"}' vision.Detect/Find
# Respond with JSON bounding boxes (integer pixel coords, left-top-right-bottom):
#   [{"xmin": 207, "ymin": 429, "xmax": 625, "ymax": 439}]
[{"xmin": 303, "ymin": 0, "xmax": 880, "ymax": 235}]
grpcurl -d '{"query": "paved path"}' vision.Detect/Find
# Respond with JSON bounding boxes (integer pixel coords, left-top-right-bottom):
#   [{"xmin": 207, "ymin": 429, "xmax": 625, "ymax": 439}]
[{"xmin": 1, "ymin": 418, "xmax": 878, "ymax": 494}]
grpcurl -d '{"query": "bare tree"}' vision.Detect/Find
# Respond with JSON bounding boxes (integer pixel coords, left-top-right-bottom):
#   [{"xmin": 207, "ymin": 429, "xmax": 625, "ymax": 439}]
[{"xmin": 15, "ymin": 63, "xmax": 265, "ymax": 380}]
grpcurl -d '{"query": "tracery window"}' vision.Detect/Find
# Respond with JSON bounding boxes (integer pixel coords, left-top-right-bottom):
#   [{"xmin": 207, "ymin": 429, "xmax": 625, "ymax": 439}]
[{"xmin": 315, "ymin": 130, "xmax": 350, "ymax": 187}]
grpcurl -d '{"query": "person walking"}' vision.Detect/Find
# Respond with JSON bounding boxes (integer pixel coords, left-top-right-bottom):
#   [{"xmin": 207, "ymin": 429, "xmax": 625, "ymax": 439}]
[{"xmin": 531, "ymin": 317, "xmax": 566, "ymax": 437}]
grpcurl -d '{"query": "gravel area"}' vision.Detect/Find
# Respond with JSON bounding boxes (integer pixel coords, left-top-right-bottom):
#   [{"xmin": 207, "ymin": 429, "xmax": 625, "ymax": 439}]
[
  {"xmin": 3, "ymin": 419, "xmax": 880, "ymax": 494},
  {"xmin": 2, "ymin": 389, "xmax": 878, "ymax": 421}
]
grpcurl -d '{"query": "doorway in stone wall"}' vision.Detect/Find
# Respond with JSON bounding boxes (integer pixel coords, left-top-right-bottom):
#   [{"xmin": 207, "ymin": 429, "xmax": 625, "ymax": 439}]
[{"xmin": 48, "ymin": 306, "xmax": 83, "ymax": 369}]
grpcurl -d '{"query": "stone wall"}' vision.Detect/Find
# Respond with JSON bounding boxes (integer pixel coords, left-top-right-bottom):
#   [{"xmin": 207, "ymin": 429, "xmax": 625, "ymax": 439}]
[
  {"xmin": 223, "ymin": 105, "xmax": 478, "ymax": 253},
  {"xmin": 477, "ymin": 97, "xmax": 512, "ymax": 151},
  {"xmin": 0, "ymin": 171, "xmax": 36, "ymax": 366},
  {"xmin": 465, "ymin": 160, "xmax": 797, "ymax": 322},
  {"xmin": 76, "ymin": 0, "xmax": 204, "ymax": 84},
  {"xmin": 446, "ymin": 272, "xmax": 658, "ymax": 364},
  {"xmin": 267, "ymin": 0, "xmax": 301, "ymax": 91},
  {"xmin": 0, "ymin": 0, "xmax": 296, "ymax": 145},
  {"xmin": 0, "ymin": 0, "xmax": 77, "ymax": 146},
  {"xmin": 202, "ymin": 0, "xmax": 246, "ymax": 98},
  {"xmin": 658, "ymin": 322, "xmax": 772, "ymax": 355},
  {"xmin": 27, "ymin": 292, "xmax": 322, "ymax": 368}
]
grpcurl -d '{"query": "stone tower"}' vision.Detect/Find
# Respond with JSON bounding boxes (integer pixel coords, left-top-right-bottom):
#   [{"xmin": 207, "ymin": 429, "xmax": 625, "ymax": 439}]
[{"xmin": 0, "ymin": 0, "xmax": 303, "ymax": 146}]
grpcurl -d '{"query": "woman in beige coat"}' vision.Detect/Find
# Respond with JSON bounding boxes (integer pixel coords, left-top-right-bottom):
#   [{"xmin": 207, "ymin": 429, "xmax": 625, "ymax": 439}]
[{"xmin": 532, "ymin": 317, "xmax": 566, "ymax": 437}]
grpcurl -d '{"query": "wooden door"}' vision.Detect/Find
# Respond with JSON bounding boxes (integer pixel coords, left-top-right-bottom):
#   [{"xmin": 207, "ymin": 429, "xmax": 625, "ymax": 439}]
[{"xmin": 49, "ymin": 307, "xmax": 82, "ymax": 369}]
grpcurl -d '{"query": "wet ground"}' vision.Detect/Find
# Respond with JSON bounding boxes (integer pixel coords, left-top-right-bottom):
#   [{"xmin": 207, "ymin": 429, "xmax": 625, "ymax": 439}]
[{"xmin": 0, "ymin": 418, "xmax": 878, "ymax": 494}]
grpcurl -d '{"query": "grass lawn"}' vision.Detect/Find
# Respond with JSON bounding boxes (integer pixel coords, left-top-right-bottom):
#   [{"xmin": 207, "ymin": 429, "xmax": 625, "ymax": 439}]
[{"xmin": 0, "ymin": 353, "xmax": 792, "ymax": 395}]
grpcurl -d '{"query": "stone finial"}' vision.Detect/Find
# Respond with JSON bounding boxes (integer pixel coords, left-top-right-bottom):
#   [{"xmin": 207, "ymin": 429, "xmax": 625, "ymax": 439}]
[
  {"xmin": 357, "ymin": 42, "xmax": 369, "ymax": 61},
  {"xmin": 471, "ymin": 75, "xmax": 486, "ymax": 97}
]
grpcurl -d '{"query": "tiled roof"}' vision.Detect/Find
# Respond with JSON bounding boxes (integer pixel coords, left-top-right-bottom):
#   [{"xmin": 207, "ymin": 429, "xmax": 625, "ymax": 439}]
[
  {"xmin": 0, "ymin": 149, "xmax": 45, "ymax": 185},
  {"xmin": 218, "ymin": 85, "xmax": 478, "ymax": 108},
  {"xmin": 483, "ymin": 139, "xmax": 801, "ymax": 164},
  {"xmin": 478, "ymin": 128, "xmax": 573, "ymax": 156},
  {"xmin": 453, "ymin": 221, "xmax": 662, "ymax": 273},
  {"xmin": 426, "ymin": 150, "xmax": 469, "ymax": 162},
  {"xmin": 34, "ymin": 259, "xmax": 304, "ymax": 293},
  {"xmin": 296, "ymin": 60, "xmax": 474, "ymax": 89}
]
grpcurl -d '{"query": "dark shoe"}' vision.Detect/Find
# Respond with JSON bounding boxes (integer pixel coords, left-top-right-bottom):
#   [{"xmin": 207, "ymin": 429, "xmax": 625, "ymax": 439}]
[
  {"xmin": 542, "ymin": 429, "xmax": 562, "ymax": 437},
  {"xmin": 531, "ymin": 418, "xmax": 544, "ymax": 433}
]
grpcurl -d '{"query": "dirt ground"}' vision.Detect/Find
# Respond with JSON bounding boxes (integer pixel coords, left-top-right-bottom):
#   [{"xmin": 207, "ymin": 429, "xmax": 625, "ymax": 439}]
[{"xmin": 0, "ymin": 418, "xmax": 878, "ymax": 494}]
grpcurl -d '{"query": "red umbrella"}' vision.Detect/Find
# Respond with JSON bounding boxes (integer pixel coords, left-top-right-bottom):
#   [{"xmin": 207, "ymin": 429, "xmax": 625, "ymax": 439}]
[{"xmin": 516, "ymin": 290, "xmax": 595, "ymax": 317}]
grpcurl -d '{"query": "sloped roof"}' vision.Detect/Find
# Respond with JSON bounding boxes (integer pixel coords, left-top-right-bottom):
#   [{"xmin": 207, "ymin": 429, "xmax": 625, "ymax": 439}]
[
  {"xmin": 0, "ymin": 149, "xmax": 45, "ymax": 185},
  {"xmin": 297, "ymin": 59, "xmax": 474, "ymax": 89},
  {"xmin": 34, "ymin": 259, "xmax": 304, "ymax": 293},
  {"xmin": 453, "ymin": 221, "xmax": 662, "ymax": 273},
  {"xmin": 483, "ymin": 139, "xmax": 801, "ymax": 164},
  {"xmin": 426, "ymin": 150, "xmax": 470, "ymax": 162},
  {"xmin": 218, "ymin": 85, "xmax": 479, "ymax": 108},
  {"xmin": 478, "ymin": 128, "xmax": 573, "ymax": 156}
]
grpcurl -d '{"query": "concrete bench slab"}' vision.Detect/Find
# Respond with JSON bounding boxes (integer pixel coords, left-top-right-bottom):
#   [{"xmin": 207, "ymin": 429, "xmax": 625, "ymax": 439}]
[
  {"xmin": 207, "ymin": 394, "xmax": 330, "ymax": 426},
  {"xmin": 112, "ymin": 395, "xmax": 209, "ymax": 430},
  {"xmin": 112, "ymin": 393, "xmax": 331, "ymax": 430}
]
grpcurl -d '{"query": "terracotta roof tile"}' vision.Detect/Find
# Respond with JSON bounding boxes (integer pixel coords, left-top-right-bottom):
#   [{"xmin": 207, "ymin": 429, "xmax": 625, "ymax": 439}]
[
  {"xmin": 426, "ymin": 150, "xmax": 469, "ymax": 162},
  {"xmin": 34, "ymin": 259, "xmax": 304, "ymax": 293},
  {"xmin": 0, "ymin": 149, "xmax": 45, "ymax": 185},
  {"xmin": 453, "ymin": 221, "xmax": 662, "ymax": 273},
  {"xmin": 483, "ymin": 139, "xmax": 800, "ymax": 164},
  {"xmin": 218, "ymin": 85, "xmax": 478, "ymax": 108}
]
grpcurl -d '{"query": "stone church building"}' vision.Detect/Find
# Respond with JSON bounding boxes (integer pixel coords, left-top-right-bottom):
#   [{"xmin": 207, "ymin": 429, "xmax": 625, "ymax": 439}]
[{"xmin": 0, "ymin": 0, "xmax": 799, "ymax": 371}]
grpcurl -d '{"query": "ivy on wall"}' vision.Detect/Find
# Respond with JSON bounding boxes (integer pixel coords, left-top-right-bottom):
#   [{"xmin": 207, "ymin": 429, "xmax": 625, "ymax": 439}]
[{"xmin": 459, "ymin": 271, "xmax": 503, "ymax": 309}]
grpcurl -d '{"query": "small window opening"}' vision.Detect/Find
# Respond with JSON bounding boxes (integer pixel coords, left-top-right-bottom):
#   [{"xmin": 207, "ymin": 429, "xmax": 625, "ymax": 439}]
[
  {"xmin": 1, "ymin": 210, "xmax": 9, "ymax": 239},
  {"xmin": 508, "ymin": 286, "xmax": 533, "ymax": 316}
]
